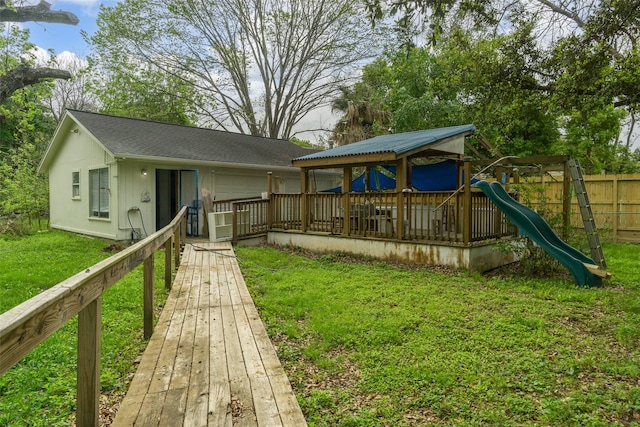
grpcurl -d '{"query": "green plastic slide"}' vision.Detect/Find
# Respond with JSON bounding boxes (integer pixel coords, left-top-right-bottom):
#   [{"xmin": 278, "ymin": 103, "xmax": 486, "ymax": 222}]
[{"xmin": 474, "ymin": 180, "xmax": 601, "ymax": 287}]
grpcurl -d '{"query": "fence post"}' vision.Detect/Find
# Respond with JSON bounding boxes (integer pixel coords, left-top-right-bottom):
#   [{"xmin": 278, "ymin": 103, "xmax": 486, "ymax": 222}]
[
  {"xmin": 77, "ymin": 297, "xmax": 102, "ymax": 427},
  {"xmin": 144, "ymin": 255, "xmax": 154, "ymax": 339},
  {"xmin": 463, "ymin": 157, "xmax": 472, "ymax": 244},
  {"xmin": 562, "ymin": 160, "xmax": 571, "ymax": 239},
  {"xmin": 165, "ymin": 238, "xmax": 172, "ymax": 289},
  {"xmin": 612, "ymin": 175, "xmax": 619, "ymax": 241}
]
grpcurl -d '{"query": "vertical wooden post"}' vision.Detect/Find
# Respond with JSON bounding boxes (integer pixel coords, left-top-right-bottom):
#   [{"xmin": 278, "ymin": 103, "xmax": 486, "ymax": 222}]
[
  {"xmin": 164, "ymin": 238, "xmax": 172, "ymax": 289},
  {"xmin": 562, "ymin": 160, "xmax": 572, "ymax": 239},
  {"xmin": 174, "ymin": 226, "xmax": 180, "ymax": 269},
  {"xmin": 267, "ymin": 173, "xmax": 273, "ymax": 229},
  {"xmin": 612, "ymin": 175, "xmax": 619, "ymax": 241},
  {"xmin": 457, "ymin": 159, "xmax": 464, "ymax": 234},
  {"xmin": 77, "ymin": 297, "xmax": 101, "ymax": 427},
  {"xmin": 301, "ymin": 170, "xmax": 308, "ymax": 232},
  {"xmin": 232, "ymin": 204, "xmax": 238, "ymax": 244},
  {"xmin": 496, "ymin": 165, "xmax": 504, "ymax": 184},
  {"xmin": 396, "ymin": 159, "xmax": 407, "ymax": 240},
  {"xmin": 342, "ymin": 167, "xmax": 352, "ymax": 234},
  {"xmin": 181, "ymin": 213, "xmax": 187, "ymax": 247},
  {"xmin": 144, "ymin": 255, "xmax": 154, "ymax": 339},
  {"xmin": 463, "ymin": 157, "xmax": 472, "ymax": 244}
]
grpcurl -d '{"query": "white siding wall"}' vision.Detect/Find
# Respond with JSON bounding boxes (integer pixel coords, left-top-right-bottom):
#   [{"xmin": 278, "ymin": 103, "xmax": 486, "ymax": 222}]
[
  {"xmin": 116, "ymin": 161, "xmax": 156, "ymax": 241},
  {"xmin": 48, "ymin": 131, "xmax": 119, "ymax": 239},
  {"xmin": 48, "ymin": 132, "xmax": 340, "ymax": 242}
]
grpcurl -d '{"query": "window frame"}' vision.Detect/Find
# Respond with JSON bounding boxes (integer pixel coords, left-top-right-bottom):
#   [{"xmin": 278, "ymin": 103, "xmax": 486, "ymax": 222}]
[
  {"xmin": 89, "ymin": 167, "xmax": 110, "ymax": 219},
  {"xmin": 71, "ymin": 170, "xmax": 80, "ymax": 200}
]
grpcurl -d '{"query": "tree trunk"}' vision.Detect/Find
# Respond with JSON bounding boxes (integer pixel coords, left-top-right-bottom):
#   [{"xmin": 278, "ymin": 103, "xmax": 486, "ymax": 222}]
[
  {"xmin": 0, "ymin": 1, "xmax": 79, "ymax": 25},
  {"xmin": 0, "ymin": 66, "xmax": 72, "ymax": 104}
]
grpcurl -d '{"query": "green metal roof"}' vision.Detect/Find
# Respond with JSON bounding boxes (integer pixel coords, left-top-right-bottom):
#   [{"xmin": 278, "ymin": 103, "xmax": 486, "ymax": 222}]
[{"xmin": 294, "ymin": 124, "xmax": 475, "ymax": 163}]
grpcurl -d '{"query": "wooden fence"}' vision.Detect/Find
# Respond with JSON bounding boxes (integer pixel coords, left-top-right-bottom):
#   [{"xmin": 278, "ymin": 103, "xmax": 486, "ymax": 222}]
[
  {"xmin": 515, "ymin": 173, "xmax": 640, "ymax": 242},
  {"xmin": 0, "ymin": 206, "xmax": 188, "ymax": 426}
]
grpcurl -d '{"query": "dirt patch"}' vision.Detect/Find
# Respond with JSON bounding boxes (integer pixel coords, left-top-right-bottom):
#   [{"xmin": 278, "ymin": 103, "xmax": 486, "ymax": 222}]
[{"xmin": 102, "ymin": 243, "xmax": 125, "ymax": 253}]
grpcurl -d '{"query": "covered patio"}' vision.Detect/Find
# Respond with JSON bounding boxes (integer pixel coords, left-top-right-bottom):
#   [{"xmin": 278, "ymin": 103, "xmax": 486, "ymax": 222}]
[{"xmin": 206, "ymin": 125, "xmax": 541, "ymax": 272}]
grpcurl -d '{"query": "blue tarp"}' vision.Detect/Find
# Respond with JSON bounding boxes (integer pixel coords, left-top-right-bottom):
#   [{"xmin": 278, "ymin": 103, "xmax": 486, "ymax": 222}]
[
  {"xmin": 322, "ymin": 168, "xmax": 396, "ymax": 193},
  {"xmin": 322, "ymin": 159, "xmax": 472, "ymax": 193}
]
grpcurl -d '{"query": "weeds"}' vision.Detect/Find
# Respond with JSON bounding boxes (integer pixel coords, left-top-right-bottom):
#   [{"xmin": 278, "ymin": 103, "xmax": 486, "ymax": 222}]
[{"xmin": 238, "ymin": 243, "xmax": 640, "ymax": 426}]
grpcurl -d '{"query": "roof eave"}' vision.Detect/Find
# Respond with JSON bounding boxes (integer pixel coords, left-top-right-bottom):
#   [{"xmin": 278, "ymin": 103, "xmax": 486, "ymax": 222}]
[
  {"xmin": 113, "ymin": 154, "xmax": 304, "ymax": 172},
  {"xmin": 293, "ymin": 151, "xmax": 398, "ymax": 169}
]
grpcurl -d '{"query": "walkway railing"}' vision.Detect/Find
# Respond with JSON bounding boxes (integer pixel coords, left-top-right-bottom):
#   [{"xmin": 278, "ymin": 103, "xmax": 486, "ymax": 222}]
[{"xmin": 0, "ymin": 206, "xmax": 188, "ymax": 426}]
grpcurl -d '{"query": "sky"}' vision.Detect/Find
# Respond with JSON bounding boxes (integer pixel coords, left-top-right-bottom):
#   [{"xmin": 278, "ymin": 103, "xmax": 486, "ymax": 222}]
[{"xmin": 21, "ymin": 0, "xmax": 116, "ymax": 58}]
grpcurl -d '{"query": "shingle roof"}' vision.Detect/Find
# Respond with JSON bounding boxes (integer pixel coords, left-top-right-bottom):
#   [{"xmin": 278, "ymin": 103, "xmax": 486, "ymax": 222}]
[
  {"xmin": 67, "ymin": 110, "xmax": 316, "ymax": 167},
  {"xmin": 294, "ymin": 124, "xmax": 476, "ymax": 163}
]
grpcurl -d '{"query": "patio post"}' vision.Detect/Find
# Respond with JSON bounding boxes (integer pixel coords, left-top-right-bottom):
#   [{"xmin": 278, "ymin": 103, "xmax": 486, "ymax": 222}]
[
  {"xmin": 301, "ymin": 169, "xmax": 308, "ymax": 232},
  {"xmin": 463, "ymin": 157, "xmax": 472, "ymax": 244},
  {"xmin": 396, "ymin": 159, "xmax": 407, "ymax": 240},
  {"xmin": 267, "ymin": 172, "xmax": 273, "ymax": 229},
  {"xmin": 342, "ymin": 167, "xmax": 352, "ymax": 234}
]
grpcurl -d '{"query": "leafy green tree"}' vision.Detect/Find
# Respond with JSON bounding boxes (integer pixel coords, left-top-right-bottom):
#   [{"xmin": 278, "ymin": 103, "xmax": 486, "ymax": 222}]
[
  {"xmin": 0, "ymin": 142, "xmax": 49, "ymax": 227},
  {"xmin": 357, "ymin": 0, "xmax": 639, "ymax": 169},
  {"xmin": 87, "ymin": 59, "xmax": 199, "ymax": 125},
  {"xmin": 330, "ymin": 83, "xmax": 391, "ymax": 145},
  {"xmin": 1, "ymin": 25, "xmax": 56, "ymax": 153}
]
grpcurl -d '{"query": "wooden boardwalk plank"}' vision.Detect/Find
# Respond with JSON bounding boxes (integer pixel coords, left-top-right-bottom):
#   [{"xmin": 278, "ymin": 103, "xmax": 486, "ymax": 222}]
[{"xmin": 112, "ymin": 242, "xmax": 306, "ymax": 426}]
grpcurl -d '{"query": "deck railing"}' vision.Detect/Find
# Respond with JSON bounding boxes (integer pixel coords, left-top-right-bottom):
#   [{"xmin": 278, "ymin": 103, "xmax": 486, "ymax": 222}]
[
  {"xmin": 0, "ymin": 206, "xmax": 188, "ymax": 426},
  {"xmin": 232, "ymin": 198, "xmax": 270, "ymax": 242},
  {"xmin": 263, "ymin": 190, "xmax": 516, "ymax": 244}
]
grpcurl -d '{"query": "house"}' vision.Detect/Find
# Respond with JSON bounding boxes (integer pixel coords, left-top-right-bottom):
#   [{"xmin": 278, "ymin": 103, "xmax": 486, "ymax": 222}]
[{"xmin": 38, "ymin": 110, "xmax": 340, "ymax": 241}]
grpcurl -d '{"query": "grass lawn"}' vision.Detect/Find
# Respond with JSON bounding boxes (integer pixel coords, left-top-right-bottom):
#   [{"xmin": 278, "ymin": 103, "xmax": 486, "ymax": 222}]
[
  {"xmin": 237, "ymin": 242, "xmax": 640, "ymax": 426},
  {"xmin": 0, "ymin": 230, "xmax": 169, "ymax": 426},
  {"xmin": 1, "ymin": 228, "xmax": 638, "ymax": 426}
]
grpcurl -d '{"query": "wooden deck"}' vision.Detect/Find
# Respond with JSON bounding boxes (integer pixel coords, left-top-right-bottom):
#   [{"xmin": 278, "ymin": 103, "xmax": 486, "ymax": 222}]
[{"xmin": 112, "ymin": 242, "xmax": 307, "ymax": 426}]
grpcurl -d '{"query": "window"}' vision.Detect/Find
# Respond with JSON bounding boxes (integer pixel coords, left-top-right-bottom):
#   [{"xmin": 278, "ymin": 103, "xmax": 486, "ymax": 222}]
[
  {"xmin": 89, "ymin": 167, "xmax": 109, "ymax": 218},
  {"xmin": 72, "ymin": 171, "xmax": 80, "ymax": 199}
]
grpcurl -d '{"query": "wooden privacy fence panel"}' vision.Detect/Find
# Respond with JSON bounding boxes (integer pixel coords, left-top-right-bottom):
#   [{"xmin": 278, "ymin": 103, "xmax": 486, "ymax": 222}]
[
  {"xmin": 0, "ymin": 206, "xmax": 188, "ymax": 426},
  {"xmin": 524, "ymin": 174, "xmax": 640, "ymax": 242}
]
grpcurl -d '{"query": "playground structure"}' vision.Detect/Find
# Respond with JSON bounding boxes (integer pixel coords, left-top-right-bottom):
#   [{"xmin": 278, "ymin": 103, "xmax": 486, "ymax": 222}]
[{"xmin": 205, "ymin": 127, "xmax": 611, "ymax": 286}]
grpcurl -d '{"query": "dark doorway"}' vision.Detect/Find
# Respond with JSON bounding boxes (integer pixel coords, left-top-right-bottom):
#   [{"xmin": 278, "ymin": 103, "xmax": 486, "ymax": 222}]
[{"xmin": 156, "ymin": 169, "xmax": 178, "ymax": 230}]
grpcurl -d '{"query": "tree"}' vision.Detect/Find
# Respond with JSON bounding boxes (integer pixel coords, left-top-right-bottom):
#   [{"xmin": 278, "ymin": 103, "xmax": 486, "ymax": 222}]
[
  {"xmin": 347, "ymin": 0, "xmax": 639, "ymax": 171},
  {"xmin": 87, "ymin": 58, "xmax": 200, "ymax": 126},
  {"xmin": 45, "ymin": 53, "xmax": 98, "ymax": 122},
  {"xmin": 1, "ymin": 24, "xmax": 56, "ymax": 151},
  {"xmin": 89, "ymin": 0, "xmax": 379, "ymax": 139},
  {"xmin": 0, "ymin": 141, "xmax": 49, "ymax": 226},
  {"xmin": 0, "ymin": 0, "xmax": 79, "ymax": 103},
  {"xmin": 330, "ymin": 83, "xmax": 391, "ymax": 145}
]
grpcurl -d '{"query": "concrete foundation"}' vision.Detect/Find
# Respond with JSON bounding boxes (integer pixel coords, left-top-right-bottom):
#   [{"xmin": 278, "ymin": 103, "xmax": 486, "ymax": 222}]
[{"xmin": 248, "ymin": 231, "xmax": 522, "ymax": 272}]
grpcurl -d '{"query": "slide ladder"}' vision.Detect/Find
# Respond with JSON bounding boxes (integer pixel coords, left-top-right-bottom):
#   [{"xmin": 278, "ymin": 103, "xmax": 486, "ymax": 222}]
[{"xmin": 567, "ymin": 159, "xmax": 607, "ymax": 269}]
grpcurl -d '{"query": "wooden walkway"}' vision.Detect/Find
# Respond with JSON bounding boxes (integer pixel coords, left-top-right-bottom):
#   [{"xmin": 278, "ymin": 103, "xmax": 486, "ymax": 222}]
[{"xmin": 113, "ymin": 242, "xmax": 307, "ymax": 426}]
